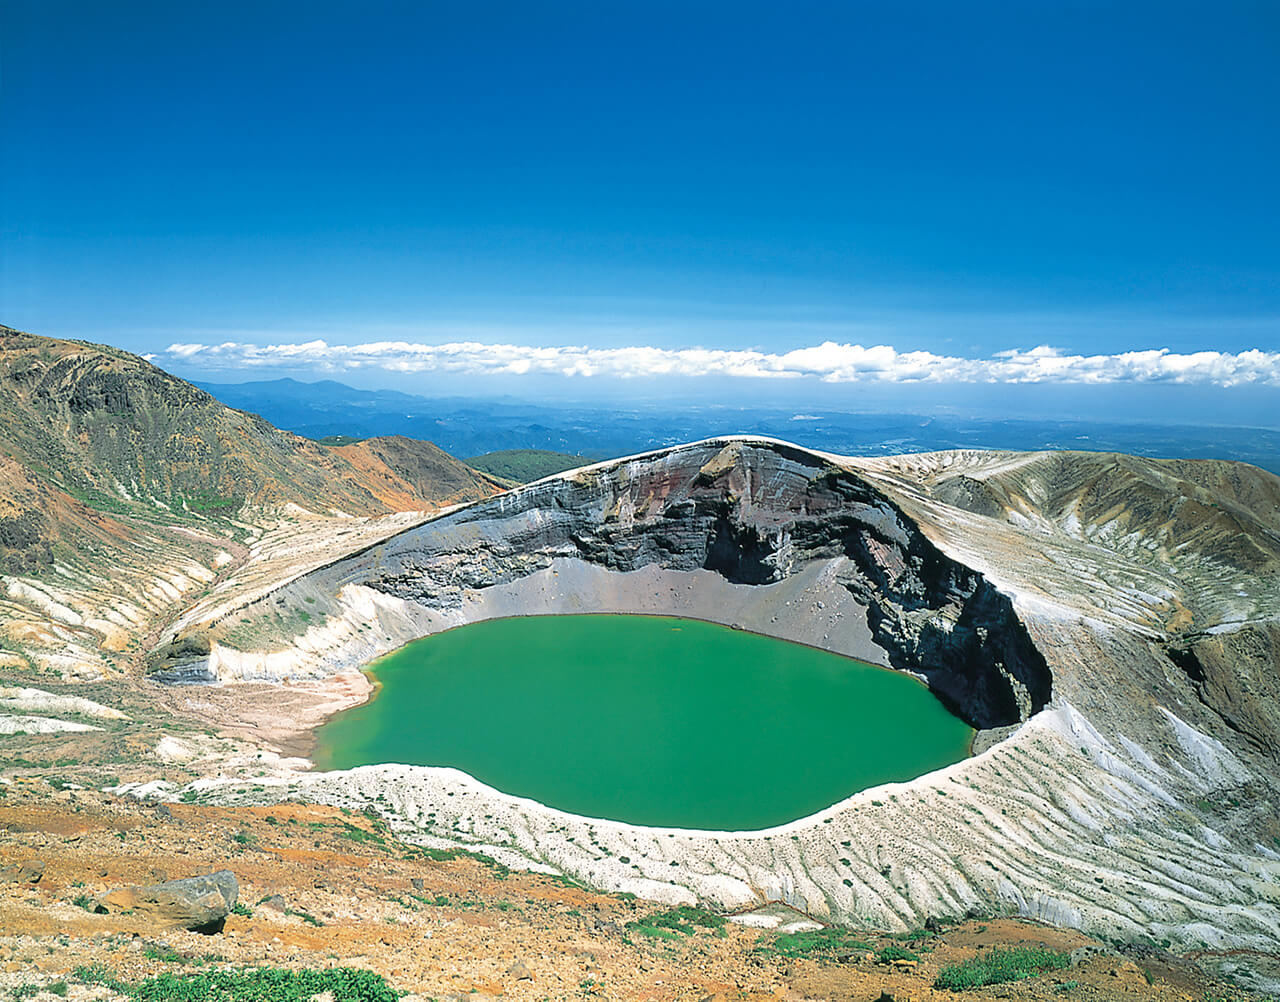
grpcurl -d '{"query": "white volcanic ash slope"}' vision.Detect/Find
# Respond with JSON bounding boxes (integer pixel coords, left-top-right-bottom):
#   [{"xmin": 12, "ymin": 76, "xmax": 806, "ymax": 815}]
[{"xmin": 138, "ymin": 439, "xmax": 1280, "ymax": 953}]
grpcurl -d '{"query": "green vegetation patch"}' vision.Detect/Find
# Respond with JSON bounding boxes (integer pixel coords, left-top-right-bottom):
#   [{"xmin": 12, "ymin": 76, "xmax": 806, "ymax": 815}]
[
  {"xmin": 173, "ymin": 489, "xmax": 243, "ymax": 513},
  {"xmin": 626, "ymin": 905, "xmax": 727, "ymax": 940},
  {"xmin": 14, "ymin": 984, "xmax": 67, "ymax": 1000},
  {"xmin": 75, "ymin": 964, "xmax": 401, "ymax": 1001},
  {"xmin": 464, "ymin": 449, "xmax": 591, "ymax": 483},
  {"xmin": 753, "ymin": 926, "xmax": 873, "ymax": 960},
  {"xmin": 934, "ymin": 946, "xmax": 1072, "ymax": 990},
  {"xmin": 337, "ymin": 821, "xmax": 387, "ymax": 846}
]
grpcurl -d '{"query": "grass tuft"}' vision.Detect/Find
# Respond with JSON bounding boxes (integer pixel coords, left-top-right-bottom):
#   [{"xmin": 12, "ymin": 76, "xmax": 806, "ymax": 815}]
[
  {"xmin": 753, "ymin": 926, "xmax": 873, "ymax": 960},
  {"xmin": 935, "ymin": 946, "xmax": 1071, "ymax": 989}
]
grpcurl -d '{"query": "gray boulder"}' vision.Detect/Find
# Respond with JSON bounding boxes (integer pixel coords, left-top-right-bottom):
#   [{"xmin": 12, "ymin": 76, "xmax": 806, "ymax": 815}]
[
  {"xmin": 100, "ymin": 870, "xmax": 238, "ymax": 932},
  {"xmin": 0, "ymin": 860, "xmax": 44, "ymax": 884}
]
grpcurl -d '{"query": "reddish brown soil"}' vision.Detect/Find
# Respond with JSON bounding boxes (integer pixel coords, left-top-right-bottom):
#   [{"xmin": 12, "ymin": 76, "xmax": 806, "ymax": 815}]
[{"xmin": 0, "ymin": 781, "xmax": 1266, "ymax": 1001}]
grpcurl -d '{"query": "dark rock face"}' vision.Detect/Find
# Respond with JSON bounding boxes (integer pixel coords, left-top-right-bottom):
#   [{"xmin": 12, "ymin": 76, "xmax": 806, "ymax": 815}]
[
  {"xmin": 275, "ymin": 440, "xmax": 1053, "ymax": 728},
  {"xmin": 100, "ymin": 870, "xmax": 238, "ymax": 932},
  {"xmin": 1168, "ymin": 623, "xmax": 1280, "ymax": 757},
  {"xmin": 0, "ymin": 508, "xmax": 53, "ymax": 575}
]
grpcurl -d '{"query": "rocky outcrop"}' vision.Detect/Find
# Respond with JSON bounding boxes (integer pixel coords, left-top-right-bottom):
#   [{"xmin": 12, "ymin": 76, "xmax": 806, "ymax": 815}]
[
  {"xmin": 99, "ymin": 870, "xmax": 238, "ymax": 932},
  {"xmin": 0, "ymin": 860, "xmax": 44, "ymax": 884},
  {"xmin": 1168, "ymin": 623, "xmax": 1280, "ymax": 758}
]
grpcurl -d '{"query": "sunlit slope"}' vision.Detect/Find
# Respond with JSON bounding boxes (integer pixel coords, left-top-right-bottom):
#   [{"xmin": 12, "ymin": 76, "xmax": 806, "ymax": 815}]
[{"xmin": 0, "ymin": 325, "xmax": 502, "ymax": 678}]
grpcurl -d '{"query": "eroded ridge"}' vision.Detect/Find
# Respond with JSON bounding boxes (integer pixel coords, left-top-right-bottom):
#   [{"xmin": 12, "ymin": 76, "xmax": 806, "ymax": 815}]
[{"xmin": 160, "ymin": 439, "xmax": 1050, "ymax": 729}]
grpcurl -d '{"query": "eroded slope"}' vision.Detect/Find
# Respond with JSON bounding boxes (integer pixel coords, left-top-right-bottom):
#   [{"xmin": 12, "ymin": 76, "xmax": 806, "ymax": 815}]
[{"xmin": 0, "ymin": 326, "xmax": 504, "ymax": 680}]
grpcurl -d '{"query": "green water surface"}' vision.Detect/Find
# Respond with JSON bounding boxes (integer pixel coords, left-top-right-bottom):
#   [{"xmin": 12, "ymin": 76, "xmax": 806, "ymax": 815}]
[{"xmin": 313, "ymin": 615, "xmax": 973, "ymax": 830}]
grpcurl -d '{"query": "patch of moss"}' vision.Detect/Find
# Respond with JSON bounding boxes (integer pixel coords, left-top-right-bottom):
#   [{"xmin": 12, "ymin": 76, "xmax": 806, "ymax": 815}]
[{"xmin": 626, "ymin": 905, "xmax": 726, "ymax": 940}]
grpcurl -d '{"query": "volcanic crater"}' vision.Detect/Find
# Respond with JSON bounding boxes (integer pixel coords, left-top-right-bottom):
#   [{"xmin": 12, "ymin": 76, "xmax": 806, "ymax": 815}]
[{"xmin": 141, "ymin": 436, "xmax": 1280, "ymax": 953}]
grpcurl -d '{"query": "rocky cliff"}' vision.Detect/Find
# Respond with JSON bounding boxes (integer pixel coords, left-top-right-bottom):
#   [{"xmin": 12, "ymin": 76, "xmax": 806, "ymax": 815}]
[{"xmin": 163, "ymin": 440, "xmax": 1049, "ymax": 729}]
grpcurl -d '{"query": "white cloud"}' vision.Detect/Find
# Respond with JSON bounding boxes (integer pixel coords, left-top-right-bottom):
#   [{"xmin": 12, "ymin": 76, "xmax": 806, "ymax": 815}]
[{"xmin": 158, "ymin": 339, "xmax": 1280, "ymax": 388}]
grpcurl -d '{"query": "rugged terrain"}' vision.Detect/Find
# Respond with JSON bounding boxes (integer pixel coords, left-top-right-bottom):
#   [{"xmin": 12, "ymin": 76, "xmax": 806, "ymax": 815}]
[
  {"xmin": 0, "ymin": 778, "xmax": 1263, "ymax": 1002},
  {"xmin": 0, "ymin": 326, "xmax": 503, "ymax": 681},
  {"xmin": 3, "ymin": 329, "xmax": 1280, "ymax": 997},
  {"xmin": 140, "ymin": 440, "xmax": 1280, "ymax": 972}
]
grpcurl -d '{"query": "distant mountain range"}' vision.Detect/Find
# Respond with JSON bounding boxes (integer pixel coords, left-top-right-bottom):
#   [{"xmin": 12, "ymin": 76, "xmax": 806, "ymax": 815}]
[{"xmin": 196, "ymin": 376, "xmax": 1280, "ymax": 475}]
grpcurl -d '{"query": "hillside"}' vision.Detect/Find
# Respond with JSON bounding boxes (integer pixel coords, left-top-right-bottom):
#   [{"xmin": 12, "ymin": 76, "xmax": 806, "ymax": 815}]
[
  {"xmin": 0, "ymin": 778, "xmax": 1253, "ymax": 1002},
  {"xmin": 0, "ymin": 325, "xmax": 503, "ymax": 679},
  {"xmin": 329, "ymin": 435, "xmax": 505, "ymax": 508},
  {"xmin": 0, "ymin": 327, "xmax": 499, "ymax": 525},
  {"xmin": 464, "ymin": 448, "xmax": 594, "ymax": 484}
]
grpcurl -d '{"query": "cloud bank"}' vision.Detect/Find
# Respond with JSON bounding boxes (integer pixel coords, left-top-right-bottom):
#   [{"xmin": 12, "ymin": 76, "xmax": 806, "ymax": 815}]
[{"xmin": 160, "ymin": 340, "xmax": 1280, "ymax": 387}]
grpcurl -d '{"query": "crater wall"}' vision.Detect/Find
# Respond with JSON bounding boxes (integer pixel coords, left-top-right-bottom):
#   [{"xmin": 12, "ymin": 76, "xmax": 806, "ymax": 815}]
[{"xmin": 164, "ymin": 439, "xmax": 1050, "ymax": 731}]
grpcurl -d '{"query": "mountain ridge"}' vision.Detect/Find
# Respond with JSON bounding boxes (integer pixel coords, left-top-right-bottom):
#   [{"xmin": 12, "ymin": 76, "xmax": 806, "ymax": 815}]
[{"xmin": 0, "ymin": 324, "xmax": 504, "ymax": 679}]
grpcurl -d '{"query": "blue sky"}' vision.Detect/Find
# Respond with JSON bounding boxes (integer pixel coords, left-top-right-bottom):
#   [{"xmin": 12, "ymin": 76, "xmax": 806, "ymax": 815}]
[{"xmin": 3, "ymin": 2, "xmax": 1279, "ymax": 423}]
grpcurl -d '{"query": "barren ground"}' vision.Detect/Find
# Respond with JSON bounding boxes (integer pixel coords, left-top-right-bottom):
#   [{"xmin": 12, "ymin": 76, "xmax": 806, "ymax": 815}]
[{"xmin": 0, "ymin": 780, "xmax": 1263, "ymax": 1002}]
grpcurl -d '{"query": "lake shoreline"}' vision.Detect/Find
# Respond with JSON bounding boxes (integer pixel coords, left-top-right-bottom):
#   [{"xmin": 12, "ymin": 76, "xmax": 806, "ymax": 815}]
[{"xmin": 311, "ymin": 613, "xmax": 975, "ymax": 831}]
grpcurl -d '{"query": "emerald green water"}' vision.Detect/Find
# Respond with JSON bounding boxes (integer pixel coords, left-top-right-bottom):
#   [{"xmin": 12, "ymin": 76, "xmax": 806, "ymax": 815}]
[{"xmin": 313, "ymin": 615, "xmax": 973, "ymax": 830}]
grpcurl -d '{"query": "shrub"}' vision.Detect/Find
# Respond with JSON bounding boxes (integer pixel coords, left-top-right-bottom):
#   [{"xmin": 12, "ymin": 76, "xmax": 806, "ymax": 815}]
[
  {"xmin": 76, "ymin": 965, "xmax": 400, "ymax": 1001},
  {"xmin": 753, "ymin": 927, "xmax": 873, "ymax": 959},
  {"xmin": 935, "ymin": 946, "xmax": 1071, "ymax": 989}
]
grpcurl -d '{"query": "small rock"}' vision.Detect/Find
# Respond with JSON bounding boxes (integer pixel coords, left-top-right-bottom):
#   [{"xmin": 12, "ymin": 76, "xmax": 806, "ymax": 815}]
[
  {"xmin": 1071, "ymin": 945, "xmax": 1106, "ymax": 965},
  {"xmin": 890, "ymin": 958, "xmax": 918, "ymax": 969},
  {"xmin": 260, "ymin": 894, "xmax": 288, "ymax": 912},
  {"xmin": 411, "ymin": 877, "xmax": 425, "ymax": 892},
  {"xmin": 0, "ymin": 860, "xmax": 45, "ymax": 884},
  {"xmin": 155, "ymin": 804, "xmax": 173, "ymax": 820},
  {"xmin": 507, "ymin": 959, "xmax": 533, "ymax": 980}
]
